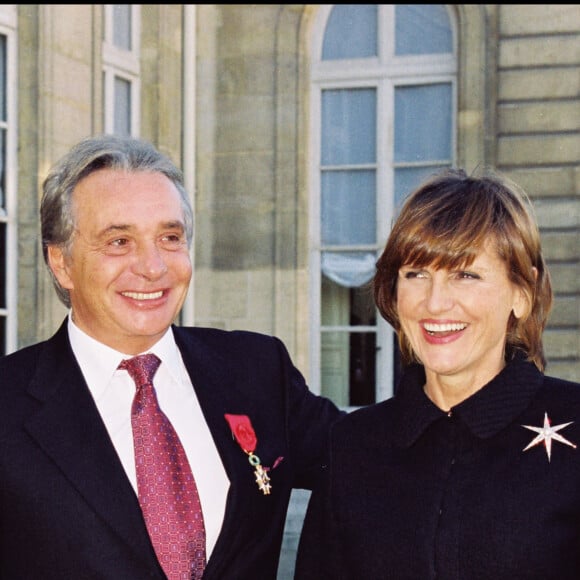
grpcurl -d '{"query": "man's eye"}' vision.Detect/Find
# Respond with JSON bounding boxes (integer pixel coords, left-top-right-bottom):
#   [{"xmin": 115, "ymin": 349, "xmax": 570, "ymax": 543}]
[
  {"xmin": 161, "ymin": 233, "xmax": 186, "ymax": 245},
  {"xmin": 110, "ymin": 238, "xmax": 129, "ymax": 247}
]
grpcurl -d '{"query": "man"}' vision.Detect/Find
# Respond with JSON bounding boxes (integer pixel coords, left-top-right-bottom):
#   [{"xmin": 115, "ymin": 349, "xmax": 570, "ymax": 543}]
[{"xmin": 0, "ymin": 135, "xmax": 341, "ymax": 579}]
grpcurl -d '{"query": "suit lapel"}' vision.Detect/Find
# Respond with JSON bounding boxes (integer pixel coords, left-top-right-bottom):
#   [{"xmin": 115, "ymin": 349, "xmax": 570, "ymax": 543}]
[
  {"xmin": 173, "ymin": 327, "xmax": 265, "ymax": 573},
  {"xmin": 24, "ymin": 322, "xmax": 157, "ymax": 563},
  {"xmin": 173, "ymin": 326, "xmax": 247, "ymax": 480}
]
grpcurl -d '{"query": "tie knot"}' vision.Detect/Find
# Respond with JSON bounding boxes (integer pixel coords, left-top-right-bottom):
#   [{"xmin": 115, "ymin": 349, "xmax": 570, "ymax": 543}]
[{"xmin": 119, "ymin": 353, "xmax": 161, "ymax": 388}]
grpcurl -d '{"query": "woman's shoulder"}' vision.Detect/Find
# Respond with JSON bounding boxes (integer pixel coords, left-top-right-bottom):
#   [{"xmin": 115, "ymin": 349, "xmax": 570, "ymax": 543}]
[{"xmin": 536, "ymin": 373, "xmax": 580, "ymax": 412}]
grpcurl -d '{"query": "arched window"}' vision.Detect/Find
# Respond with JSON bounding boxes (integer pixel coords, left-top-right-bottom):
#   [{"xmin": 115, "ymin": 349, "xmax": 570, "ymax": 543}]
[{"xmin": 310, "ymin": 4, "xmax": 457, "ymax": 407}]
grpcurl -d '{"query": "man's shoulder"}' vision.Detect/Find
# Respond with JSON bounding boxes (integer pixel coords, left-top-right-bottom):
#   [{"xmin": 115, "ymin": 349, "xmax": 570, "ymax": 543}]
[
  {"xmin": 0, "ymin": 340, "xmax": 47, "ymax": 387},
  {"xmin": 331, "ymin": 399, "xmax": 395, "ymax": 441},
  {"xmin": 172, "ymin": 326, "xmax": 295, "ymax": 374},
  {"xmin": 1, "ymin": 339, "xmax": 45, "ymax": 366},
  {"xmin": 0, "ymin": 321, "xmax": 70, "ymax": 383},
  {"xmin": 174, "ymin": 325, "xmax": 281, "ymax": 350}
]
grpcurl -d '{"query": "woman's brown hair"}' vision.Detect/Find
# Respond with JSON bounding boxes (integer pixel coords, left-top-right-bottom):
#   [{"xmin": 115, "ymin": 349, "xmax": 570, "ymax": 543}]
[{"xmin": 373, "ymin": 168, "xmax": 552, "ymax": 371}]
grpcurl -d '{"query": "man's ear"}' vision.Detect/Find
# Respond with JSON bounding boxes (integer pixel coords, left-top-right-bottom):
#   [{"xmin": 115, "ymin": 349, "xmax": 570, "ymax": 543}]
[{"xmin": 47, "ymin": 245, "xmax": 74, "ymax": 290}]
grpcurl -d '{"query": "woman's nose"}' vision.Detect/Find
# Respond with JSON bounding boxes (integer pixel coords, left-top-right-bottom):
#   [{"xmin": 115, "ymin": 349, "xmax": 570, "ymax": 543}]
[{"xmin": 425, "ymin": 277, "xmax": 454, "ymax": 313}]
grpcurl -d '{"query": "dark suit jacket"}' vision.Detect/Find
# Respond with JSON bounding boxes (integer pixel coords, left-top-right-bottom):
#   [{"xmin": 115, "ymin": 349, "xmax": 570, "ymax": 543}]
[{"xmin": 0, "ymin": 320, "xmax": 341, "ymax": 579}]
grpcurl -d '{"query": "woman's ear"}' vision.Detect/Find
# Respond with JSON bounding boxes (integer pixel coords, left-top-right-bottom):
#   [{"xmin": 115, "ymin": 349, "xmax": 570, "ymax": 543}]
[
  {"xmin": 512, "ymin": 268, "xmax": 537, "ymax": 320},
  {"xmin": 47, "ymin": 245, "xmax": 74, "ymax": 290},
  {"xmin": 512, "ymin": 290, "xmax": 528, "ymax": 320}
]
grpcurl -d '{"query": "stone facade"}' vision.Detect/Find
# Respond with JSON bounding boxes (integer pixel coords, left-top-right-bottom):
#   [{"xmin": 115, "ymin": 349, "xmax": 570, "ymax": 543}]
[
  {"xmin": 10, "ymin": 4, "xmax": 580, "ymax": 578},
  {"xmin": 15, "ymin": 4, "xmax": 580, "ymax": 376},
  {"xmin": 493, "ymin": 5, "xmax": 580, "ymax": 380}
]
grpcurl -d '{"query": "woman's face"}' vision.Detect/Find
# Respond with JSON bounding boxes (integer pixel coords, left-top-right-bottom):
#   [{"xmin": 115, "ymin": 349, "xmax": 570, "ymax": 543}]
[{"xmin": 396, "ymin": 240, "xmax": 527, "ymax": 392}]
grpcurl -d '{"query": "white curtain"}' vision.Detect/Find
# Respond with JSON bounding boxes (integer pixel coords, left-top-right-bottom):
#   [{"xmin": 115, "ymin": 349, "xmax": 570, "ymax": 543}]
[{"xmin": 321, "ymin": 252, "xmax": 375, "ymax": 288}]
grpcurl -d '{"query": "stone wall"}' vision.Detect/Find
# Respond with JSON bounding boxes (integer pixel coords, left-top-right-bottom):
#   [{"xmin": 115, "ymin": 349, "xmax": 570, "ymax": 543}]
[{"xmin": 494, "ymin": 4, "xmax": 580, "ymax": 380}]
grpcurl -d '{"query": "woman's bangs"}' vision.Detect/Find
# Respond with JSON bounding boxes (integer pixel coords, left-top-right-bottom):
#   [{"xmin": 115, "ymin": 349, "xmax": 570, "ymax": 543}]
[{"xmin": 401, "ymin": 223, "xmax": 483, "ymax": 270}]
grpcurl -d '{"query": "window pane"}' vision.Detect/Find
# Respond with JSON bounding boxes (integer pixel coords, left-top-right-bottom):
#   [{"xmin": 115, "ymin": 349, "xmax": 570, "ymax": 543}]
[
  {"xmin": 394, "ymin": 164, "xmax": 450, "ymax": 209},
  {"xmin": 113, "ymin": 5, "xmax": 132, "ymax": 51},
  {"xmin": 0, "ymin": 222, "xmax": 5, "ymax": 308},
  {"xmin": 321, "ymin": 170, "xmax": 376, "ymax": 245},
  {"xmin": 394, "ymin": 83, "xmax": 452, "ymax": 162},
  {"xmin": 0, "ymin": 129, "xmax": 5, "ymax": 213},
  {"xmin": 321, "ymin": 329, "xmax": 349, "ymax": 406},
  {"xmin": 0, "ymin": 316, "xmax": 5, "ymax": 355},
  {"xmin": 320, "ymin": 279, "xmax": 376, "ymax": 407},
  {"xmin": 321, "ymin": 277, "xmax": 376, "ymax": 406},
  {"xmin": 322, "ymin": 276, "xmax": 376, "ymax": 327},
  {"xmin": 349, "ymin": 330, "xmax": 376, "ymax": 406},
  {"xmin": 0, "ymin": 35, "xmax": 6, "ymax": 122},
  {"xmin": 351, "ymin": 284, "xmax": 377, "ymax": 407},
  {"xmin": 322, "ymin": 88, "xmax": 376, "ymax": 166},
  {"xmin": 114, "ymin": 76, "xmax": 131, "ymax": 136},
  {"xmin": 321, "ymin": 330, "xmax": 376, "ymax": 407},
  {"xmin": 322, "ymin": 5, "xmax": 378, "ymax": 60},
  {"xmin": 395, "ymin": 5, "xmax": 452, "ymax": 56}
]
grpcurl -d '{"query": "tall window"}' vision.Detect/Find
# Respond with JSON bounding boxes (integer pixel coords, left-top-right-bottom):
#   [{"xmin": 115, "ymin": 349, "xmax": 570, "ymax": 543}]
[
  {"xmin": 103, "ymin": 5, "xmax": 140, "ymax": 136},
  {"xmin": 310, "ymin": 5, "xmax": 457, "ymax": 407},
  {"xmin": 0, "ymin": 6, "xmax": 16, "ymax": 355}
]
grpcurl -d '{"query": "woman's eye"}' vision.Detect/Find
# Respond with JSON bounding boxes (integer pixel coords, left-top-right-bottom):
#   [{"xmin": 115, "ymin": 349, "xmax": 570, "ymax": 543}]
[
  {"xmin": 457, "ymin": 270, "xmax": 479, "ymax": 280},
  {"xmin": 402, "ymin": 270, "xmax": 426, "ymax": 279}
]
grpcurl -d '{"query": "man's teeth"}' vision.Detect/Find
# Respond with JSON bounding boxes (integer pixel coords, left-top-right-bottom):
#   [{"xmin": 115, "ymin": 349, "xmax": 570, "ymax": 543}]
[
  {"xmin": 423, "ymin": 322, "xmax": 467, "ymax": 333},
  {"xmin": 122, "ymin": 291, "xmax": 163, "ymax": 300}
]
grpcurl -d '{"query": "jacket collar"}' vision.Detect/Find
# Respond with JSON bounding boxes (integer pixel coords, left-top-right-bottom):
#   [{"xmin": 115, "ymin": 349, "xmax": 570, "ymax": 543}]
[{"xmin": 394, "ymin": 354, "xmax": 544, "ymax": 448}]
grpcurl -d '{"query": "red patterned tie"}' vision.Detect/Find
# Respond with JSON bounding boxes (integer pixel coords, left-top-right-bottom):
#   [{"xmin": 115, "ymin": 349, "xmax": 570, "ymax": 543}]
[{"xmin": 119, "ymin": 354, "xmax": 206, "ymax": 580}]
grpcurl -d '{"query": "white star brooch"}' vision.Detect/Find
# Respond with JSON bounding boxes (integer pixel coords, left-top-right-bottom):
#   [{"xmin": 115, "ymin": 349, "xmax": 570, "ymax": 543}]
[{"xmin": 522, "ymin": 412, "xmax": 577, "ymax": 462}]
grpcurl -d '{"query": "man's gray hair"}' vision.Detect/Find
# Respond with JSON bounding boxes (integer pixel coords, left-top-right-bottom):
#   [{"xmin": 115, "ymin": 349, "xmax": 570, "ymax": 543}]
[{"xmin": 40, "ymin": 134, "xmax": 194, "ymax": 307}]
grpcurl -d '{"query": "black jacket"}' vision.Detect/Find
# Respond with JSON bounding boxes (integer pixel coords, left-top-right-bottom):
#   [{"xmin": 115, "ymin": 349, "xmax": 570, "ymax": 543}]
[{"xmin": 296, "ymin": 357, "xmax": 580, "ymax": 579}]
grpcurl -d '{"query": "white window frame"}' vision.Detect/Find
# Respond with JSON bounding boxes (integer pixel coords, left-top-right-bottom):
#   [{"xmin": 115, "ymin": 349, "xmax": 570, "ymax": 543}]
[
  {"xmin": 0, "ymin": 6, "xmax": 17, "ymax": 354},
  {"xmin": 102, "ymin": 4, "xmax": 141, "ymax": 136},
  {"xmin": 309, "ymin": 5, "xmax": 457, "ymax": 404}
]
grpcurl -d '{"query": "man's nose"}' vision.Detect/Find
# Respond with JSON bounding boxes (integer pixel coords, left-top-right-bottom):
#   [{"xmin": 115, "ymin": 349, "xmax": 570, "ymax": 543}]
[{"xmin": 134, "ymin": 243, "xmax": 168, "ymax": 279}]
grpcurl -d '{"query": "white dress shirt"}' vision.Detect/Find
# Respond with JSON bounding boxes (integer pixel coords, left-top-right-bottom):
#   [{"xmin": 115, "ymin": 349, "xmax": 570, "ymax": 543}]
[{"xmin": 67, "ymin": 315, "xmax": 229, "ymax": 557}]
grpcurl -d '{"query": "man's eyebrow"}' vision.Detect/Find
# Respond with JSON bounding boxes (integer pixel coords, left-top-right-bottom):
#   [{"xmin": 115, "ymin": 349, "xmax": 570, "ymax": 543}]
[
  {"xmin": 161, "ymin": 220, "xmax": 186, "ymax": 231},
  {"xmin": 92, "ymin": 221, "xmax": 186, "ymax": 239},
  {"xmin": 94, "ymin": 224, "xmax": 132, "ymax": 239}
]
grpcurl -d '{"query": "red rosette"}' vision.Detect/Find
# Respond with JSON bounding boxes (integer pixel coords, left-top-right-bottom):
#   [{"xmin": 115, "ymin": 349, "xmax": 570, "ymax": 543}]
[{"xmin": 224, "ymin": 413, "xmax": 257, "ymax": 453}]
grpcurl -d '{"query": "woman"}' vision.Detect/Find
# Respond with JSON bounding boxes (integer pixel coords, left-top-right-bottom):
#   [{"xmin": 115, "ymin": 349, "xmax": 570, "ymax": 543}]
[{"xmin": 295, "ymin": 169, "xmax": 580, "ymax": 579}]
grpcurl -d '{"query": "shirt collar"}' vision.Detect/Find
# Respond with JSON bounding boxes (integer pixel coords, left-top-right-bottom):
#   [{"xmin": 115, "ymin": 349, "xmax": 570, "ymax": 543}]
[
  {"xmin": 394, "ymin": 354, "xmax": 544, "ymax": 448},
  {"xmin": 67, "ymin": 315, "xmax": 182, "ymax": 398}
]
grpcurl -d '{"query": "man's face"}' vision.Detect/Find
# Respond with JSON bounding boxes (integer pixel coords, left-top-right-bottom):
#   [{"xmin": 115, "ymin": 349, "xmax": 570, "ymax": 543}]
[{"xmin": 48, "ymin": 168, "xmax": 192, "ymax": 354}]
